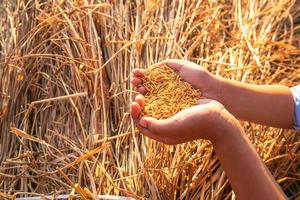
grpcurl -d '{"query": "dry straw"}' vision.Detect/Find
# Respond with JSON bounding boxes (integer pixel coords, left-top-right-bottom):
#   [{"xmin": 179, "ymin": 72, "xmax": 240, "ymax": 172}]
[
  {"xmin": 0, "ymin": 0, "xmax": 299, "ymax": 199},
  {"xmin": 142, "ymin": 64, "xmax": 201, "ymax": 119}
]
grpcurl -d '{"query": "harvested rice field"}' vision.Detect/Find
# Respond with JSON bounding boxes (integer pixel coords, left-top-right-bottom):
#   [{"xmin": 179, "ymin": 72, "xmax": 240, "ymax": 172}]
[{"xmin": 0, "ymin": 0, "xmax": 299, "ymax": 199}]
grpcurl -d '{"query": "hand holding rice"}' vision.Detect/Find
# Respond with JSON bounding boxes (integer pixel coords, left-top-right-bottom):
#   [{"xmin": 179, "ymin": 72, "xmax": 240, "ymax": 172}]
[{"xmin": 142, "ymin": 64, "xmax": 201, "ymax": 119}]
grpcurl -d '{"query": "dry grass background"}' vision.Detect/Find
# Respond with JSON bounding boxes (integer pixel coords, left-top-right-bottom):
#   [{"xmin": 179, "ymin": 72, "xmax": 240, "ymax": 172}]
[{"xmin": 0, "ymin": 0, "xmax": 299, "ymax": 199}]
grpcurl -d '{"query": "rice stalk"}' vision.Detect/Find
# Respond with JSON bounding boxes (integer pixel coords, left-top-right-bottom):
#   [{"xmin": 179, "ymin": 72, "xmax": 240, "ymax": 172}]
[{"xmin": 0, "ymin": 0, "xmax": 299, "ymax": 199}]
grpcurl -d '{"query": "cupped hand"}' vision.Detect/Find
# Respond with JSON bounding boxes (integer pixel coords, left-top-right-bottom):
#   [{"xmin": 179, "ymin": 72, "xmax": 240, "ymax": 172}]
[
  {"xmin": 131, "ymin": 96, "xmax": 236, "ymax": 145},
  {"xmin": 131, "ymin": 59, "xmax": 218, "ymax": 97},
  {"xmin": 130, "ymin": 59, "xmax": 233, "ymax": 144}
]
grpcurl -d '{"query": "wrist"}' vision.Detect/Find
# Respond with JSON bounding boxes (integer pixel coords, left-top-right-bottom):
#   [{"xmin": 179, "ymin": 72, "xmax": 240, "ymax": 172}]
[
  {"xmin": 201, "ymin": 74, "xmax": 225, "ymax": 104},
  {"xmin": 208, "ymin": 109, "xmax": 243, "ymax": 145}
]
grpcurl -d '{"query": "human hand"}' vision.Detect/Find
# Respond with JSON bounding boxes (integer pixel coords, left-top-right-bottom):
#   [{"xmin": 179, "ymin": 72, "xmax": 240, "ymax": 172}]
[
  {"xmin": 130, "ymin": 60, "xmax": 237, "ymax": 144},
  {"xmin": 131, "ymin": 61, "xmax": 287, "ymax": 199},
  {"xmin": 131, "ymin": 59, "xmax": 219, "ymax": 98},
  {"xmin": 131, "ymin": 97, "xmax": 239, "ymax": 145}
]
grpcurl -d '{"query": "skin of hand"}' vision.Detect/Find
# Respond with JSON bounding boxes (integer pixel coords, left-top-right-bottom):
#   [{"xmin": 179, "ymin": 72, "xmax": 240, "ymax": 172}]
[
  {"xmin": 131, "ymin": 59, "xmax": 233, "ymax": 144},
  {"xmin": 132, "ymin": 59, "xmax": 295, "ymax": 129},
  {"xmin": 131, "ymin": 60, "xmax": 288, "ymax": 199},
  {"xmin": 131, "ymin": 97, "xmax": 234, "ymax": 145},
  {"xmin": 130, "ymin": 59, "xmax": 240, "ymax": 144},
  {"xmin": 131, "ymin": 59, "xmax": 215, "ymax": 97}
]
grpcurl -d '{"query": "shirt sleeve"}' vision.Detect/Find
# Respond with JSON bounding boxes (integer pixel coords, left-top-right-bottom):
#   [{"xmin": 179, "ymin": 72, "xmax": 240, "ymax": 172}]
[{"xmin": 291, "ymin": 85, "xmax": 300, "ymax": 130}]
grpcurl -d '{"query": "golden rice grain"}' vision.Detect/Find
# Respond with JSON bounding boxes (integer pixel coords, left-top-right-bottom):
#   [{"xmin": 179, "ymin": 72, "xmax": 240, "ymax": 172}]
[{"xmin": 142, "ymin": 64, "xmax": 201, "ymax": 119}]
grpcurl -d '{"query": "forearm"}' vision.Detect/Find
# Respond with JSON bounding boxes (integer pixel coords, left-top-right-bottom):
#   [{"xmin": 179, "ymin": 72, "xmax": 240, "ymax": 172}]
[
  {"xmin": 206, "ymin": 76, "xmax": 294, "ymax": 128},
  {"xmin": 212, "ymin": 117, "xmax": 287, "ymax": 200}
]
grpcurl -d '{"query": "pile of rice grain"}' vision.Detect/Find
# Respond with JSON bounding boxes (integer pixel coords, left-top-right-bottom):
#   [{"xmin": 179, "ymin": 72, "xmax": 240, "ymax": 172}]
[{"xmin": 142, "ymin": 64, "xmax": 201, "ymax": 119}]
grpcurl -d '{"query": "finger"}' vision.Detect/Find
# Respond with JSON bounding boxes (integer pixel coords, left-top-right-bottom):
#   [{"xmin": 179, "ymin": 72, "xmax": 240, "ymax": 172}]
[
  {"xmin": 138, "ymin": 86, "xmax": 147, "ymax": 95},
  {"xmin": 142, "ymin": 128, "xmax": 178, "ymax": 145},
  {"xmin": 140, "ymin": 127, "xmax": 167, "ymax": 142},
  {"xmin": 161, "ymin": 137, "xmax": 178, "ymax": 145},
  {"xmin": 156, "ymin": 59, "xmax": 185, "ymax": 71},
  {"xmin": 132, "ymin": 117, "xmax": 165, "ymax": 141},
  {"xmin": 134, "ymin": 118, "xmax": 178, "ymax": 145},
  {"xmin": 142, "ymin": 129, "xmax": 178, "ymax": 145},
  {"xmin": 197, "ymin": 98, "xmax": 224, "ymax": 108},
  {"xmin": 131, "ymin": 77, "xmax": 142, "ymax": 87},
  {"xmin": 131, "ymin": 102, "xmax": 141, "ymax": 119},
  {"xmin": 135, "ymin": 94, "xmax": 145, "ymax": 108},
  {"xmin": 139, "ymin": 116, "xmax": 177, "ymax": 137},
  {"xmin": 133, "ymin": 69, "xmax": 145, "ymax": 77},
  {"xmin": 197, "ymin": 99, "xmax": 213, "ymax": 105}
]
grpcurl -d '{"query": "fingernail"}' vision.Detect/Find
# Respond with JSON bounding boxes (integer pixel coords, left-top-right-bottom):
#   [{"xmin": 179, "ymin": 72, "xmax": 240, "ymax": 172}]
[{"xmin": 139, "ymin": 118, "xmax": 148, "ymax": 128}]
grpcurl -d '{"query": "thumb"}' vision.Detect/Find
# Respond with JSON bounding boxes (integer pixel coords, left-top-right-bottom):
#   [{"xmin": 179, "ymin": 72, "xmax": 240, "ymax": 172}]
[
  {"xmin": 139, "ymin": 116, "xmax": 176, "ymax": 136},
  {"xmin": 197, "ymin": 99, "xmax": 213, "ymax": 105},
  {"xmin": 197, "ymin": 98, "xmax": 224, "ymax": 108},
  {"xmin": 156, "ymin": 59, "xmax": 184, "ymax": 71}
]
